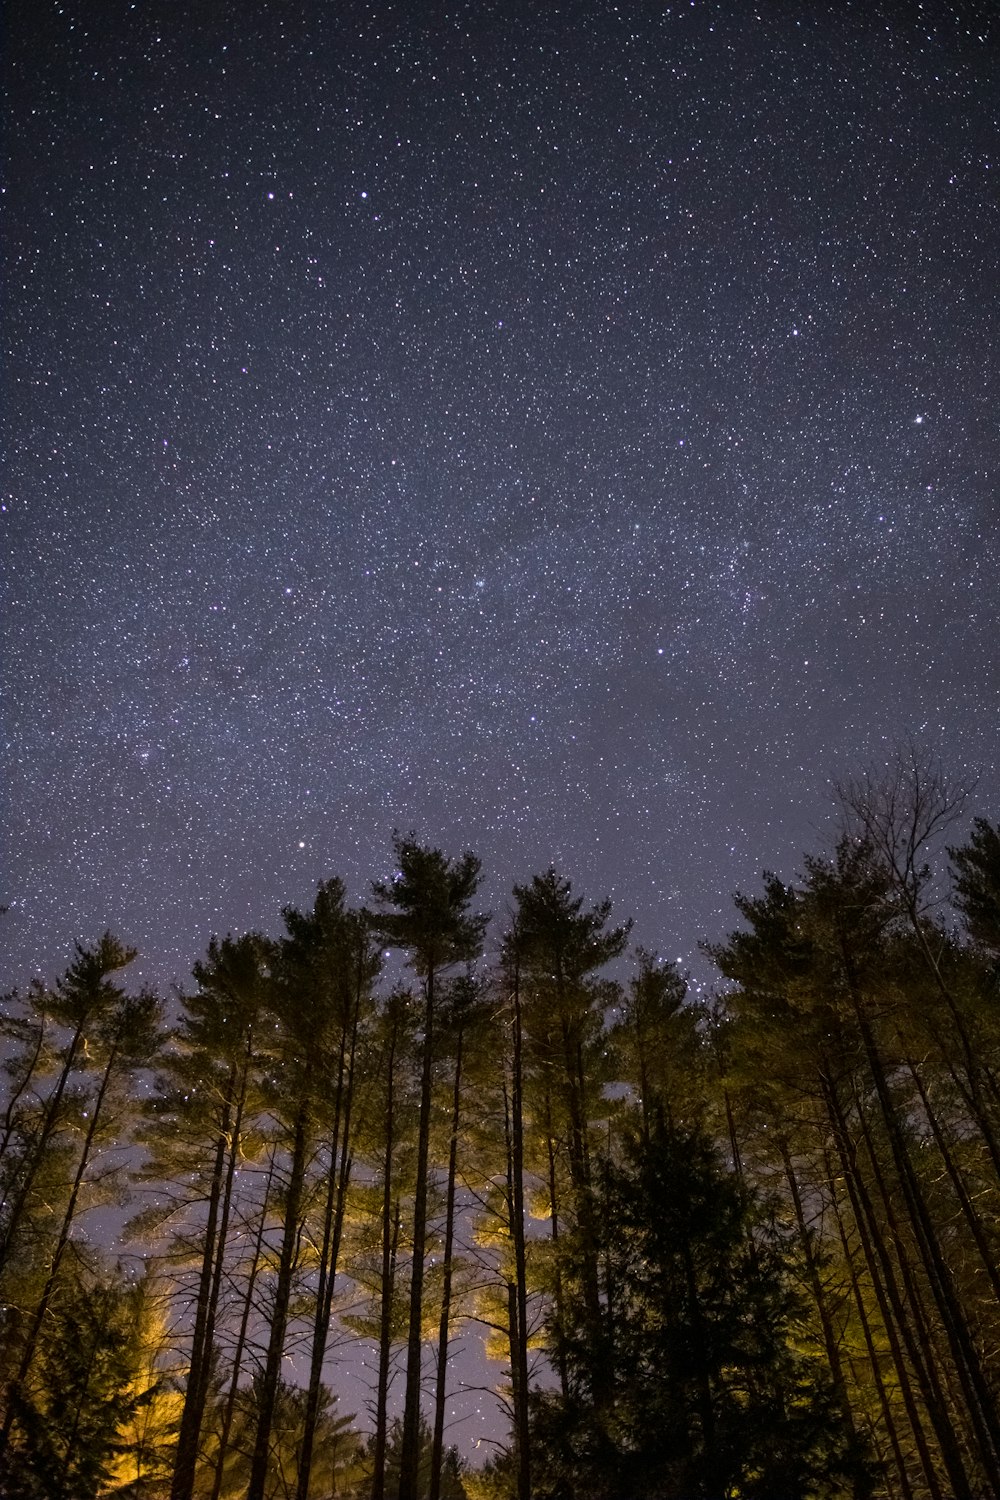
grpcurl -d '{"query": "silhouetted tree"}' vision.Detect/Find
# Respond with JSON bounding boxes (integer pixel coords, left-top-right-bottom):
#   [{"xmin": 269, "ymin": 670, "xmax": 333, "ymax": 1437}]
[
  {"xmin": 530, "ymin": 1117, "xmax": 866, "ymax": 1500},
  {"xmin": 369, "ymin": 838, "xmax": 487, "ymax": 1500}
]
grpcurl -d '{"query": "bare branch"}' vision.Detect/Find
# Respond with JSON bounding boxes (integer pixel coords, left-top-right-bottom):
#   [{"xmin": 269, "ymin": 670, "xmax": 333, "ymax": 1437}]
[{"xmin": 837, "ymin": 743, "xmax": 974, "ymax": 911}]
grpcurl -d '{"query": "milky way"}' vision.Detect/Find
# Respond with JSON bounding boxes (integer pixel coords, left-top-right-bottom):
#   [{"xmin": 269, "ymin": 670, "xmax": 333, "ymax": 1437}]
[
  {"xmin": 7, "ymin": 0, "xmax": 998, "ymax": 978},
  {"xmin": 9, "ymin": 0, "xmax": 1000, "ymax": 990},
  {"xmin": 3, "ymin": 0, "xmax": 999, "ymax": 1443}
]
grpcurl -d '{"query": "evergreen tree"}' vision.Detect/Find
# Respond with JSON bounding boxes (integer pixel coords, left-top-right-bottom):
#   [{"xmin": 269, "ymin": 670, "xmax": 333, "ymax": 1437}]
[
  {"xmin": 609, "ymin": 950, "xmax": 702, "ymax": 1141},
  {"xmin": 292, "ymin": 888, "xmax": 380, "ymax": 1500},
  {"xmin": 0, "ymin": 1263, "xmax": 153, "ymax": 1500},
  {"xmin": 151, "ymin": 931, "xmax": 273, "ymax": 1500},
  {"xmin": 951, "ymin": 816, "xmax": 1000, "ymax": 956},
  {"xmin": 369, "ymin": 838, "xmax": 487, "ymax": 1500},
  {"xmin": 509, "ymin": 871, "xmax": 629, "ymax": 1405},
  {"xmin": 530, "ymin": 1117, "xmax": 865, "ymax": 1500},
  {"xmin": 248, "ymin": 880, "xmax": 373, "ymax": 1500},
  {"xmin": 0, "ymin": 936, "xmax": 137, "ymax": 1287},
  {"xmin": 710, "ymin": 838, "xmax": 1000, "ymax": 1498}
]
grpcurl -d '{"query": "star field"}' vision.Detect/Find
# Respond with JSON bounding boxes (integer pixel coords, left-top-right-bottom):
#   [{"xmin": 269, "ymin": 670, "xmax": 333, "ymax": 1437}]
[
  {"xmin": 4, "ymin": 0, "xmax": 1000, "ymax": 1459},
  {"xmin": 5, "ymin": 0, "xmax": 998, "ymax": 1052}
]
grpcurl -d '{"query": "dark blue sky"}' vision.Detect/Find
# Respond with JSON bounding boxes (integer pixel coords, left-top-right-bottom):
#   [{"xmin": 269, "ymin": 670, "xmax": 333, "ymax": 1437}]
[
  {"xmin": 6, "ymin": 0, "xmax": 997, "ymax": 981},
  {"xmin": 3, "ymin": 0, "xmax": 999, "ymax": 1444}
]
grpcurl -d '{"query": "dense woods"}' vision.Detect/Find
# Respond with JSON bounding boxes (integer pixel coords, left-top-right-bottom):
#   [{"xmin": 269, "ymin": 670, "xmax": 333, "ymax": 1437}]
[{"xmin": 2, "ymin": 757, "xmax": 1000, "ymax": 1500}]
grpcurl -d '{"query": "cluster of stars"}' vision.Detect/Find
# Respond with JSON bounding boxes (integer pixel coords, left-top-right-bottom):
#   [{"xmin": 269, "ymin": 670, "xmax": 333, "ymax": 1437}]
[{"xmin": 4, "ymin": 0, "xmax": 999, "ymax": 1456}]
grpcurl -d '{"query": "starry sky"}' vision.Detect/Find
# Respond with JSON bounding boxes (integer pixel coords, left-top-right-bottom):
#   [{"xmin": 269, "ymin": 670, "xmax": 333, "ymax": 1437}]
[
  {"xmin": 5, "ymin": 0, "xmax": 999, "ymax": 993},
  {"xmin": 4, "ymin": 0, "xmax": 1000, "ymax": 1461}
]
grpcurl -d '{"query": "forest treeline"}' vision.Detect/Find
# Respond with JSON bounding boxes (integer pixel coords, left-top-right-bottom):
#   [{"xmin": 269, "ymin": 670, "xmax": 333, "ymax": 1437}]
[{"xmin": 2, "ymin": 755, "xmax": 1000, "ymax": 1500}]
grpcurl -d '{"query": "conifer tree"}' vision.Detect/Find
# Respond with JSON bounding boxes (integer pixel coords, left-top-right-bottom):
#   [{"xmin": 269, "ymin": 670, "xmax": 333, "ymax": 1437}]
[
  {"xmin": 0, "ymin": 936, "xmax": 136, "ymax": 1285},
  {"xmin": 292, "ymin": 888, "xmax": 380, "ymax": 1500},
  {"xmin": 508, "ymin": 871, "xmax": 629, "ymax": 1402},
  {"xmin": 370, "ymin": 837, "xmax": 487, "ymax": 1500},
  {"xmin": 951, "ymin": 816, "xmax": 1000, "ymax": 956},
  {"xmin": 0, "ymin": 936, "xmax": 150, "ymax": 1459},
  {"xmin": 248, "ymin": 880, "xmax": 370, "ymax": 1500},
  {"xmin": 530, "ymin": 1117, "xmax": 864, "ymax": 1500},
  {"xmin": 157, "ymin": 931, "xmax": 273, "ymax": 1500}
]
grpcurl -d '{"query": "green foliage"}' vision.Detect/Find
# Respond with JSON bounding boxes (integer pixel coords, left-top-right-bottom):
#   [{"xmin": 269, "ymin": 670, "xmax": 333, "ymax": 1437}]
[
  {"xmin": 530, "ymin": 1119, "xmax": 866, "ymax": 1500},
  {"xmin": 2, "ymin": 782, "xmax": 999, "ymax": 1500},
  {"xmin": 0, "ymin": 1267, "xmax": 153, "ymax": 1500},
  {"xmin": 950, "ymin": 816, "xmax": 1000, "ymax": 956},
  {"xmin": 214, "ymin": 1375, "xmax": 365, "ymax": 1500},
  {"xmin": 370, "ymin": 836, "xmax": 488, "ymax": 976},
  {"xmin": 369, "ymin": 1415, "xmax": 468, "ymax": 1500}
]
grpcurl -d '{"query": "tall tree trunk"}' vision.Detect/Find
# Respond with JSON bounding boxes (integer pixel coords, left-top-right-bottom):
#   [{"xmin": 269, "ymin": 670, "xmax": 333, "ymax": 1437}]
[
  {"xmin": 508, "ymin": 971, "xmax": 531, "ymax": 1500},
  {"xmin": 543, "ymin": 1088, "xmax": 569, "ymax": 1402},
  {"xmin": 823, "ymin": 1072, "xmax": 955, "ymax": 1500},
  {"xmin": 372, "ymin": 1201, "xmax": 402, "ymax": 1500},
  {"xmin": 900, "ymin": 890, "xmax": 1000, "ymax": 1179},
  {"xmin": 823, "ymin": 1145, "xmax": 915, "ymax": 1500},
  {"xmin": 430, "ymin": 1021, "xmax": 465, "ymax": 1500},
  {"xmin": 1, "ymin": 1030, "xmax": 120, "ymax": 1445},
  {"xmin": 247, "ymin": 1088, "xmax": 312, "ymax": 1500},
  {"xmin": 905, "ymin": 1054, "xmax": 1000, "ymax": 1302},
  {"xmin": 210, "ymin": 1149, "xmax": 277, "ymax": 1500},
  {"xmin": 556, "ymin": 998, "xmax": 602, "ymax": 1388},
  {"xmin": 399, "ymin": 964, "xmax": 435, "ymax": 1500},
  {"xmin": 172, "ymin": 1059, "xmax": 243, "ymax": 1500},
  {"xmin": 372, "ymin": 1009, "xmax": 402, "ymax": 1500},
  {"xmin": 777, "ymin": 1143, "xmax": 857, "ymax": 1437},
  {"xmin": 843, "ymin": 955, "xmax": 1000, "ymax": 1489},
  {"xmin": 297, "ymin": 1002, "xmax": 360, "ymax": 1500}
]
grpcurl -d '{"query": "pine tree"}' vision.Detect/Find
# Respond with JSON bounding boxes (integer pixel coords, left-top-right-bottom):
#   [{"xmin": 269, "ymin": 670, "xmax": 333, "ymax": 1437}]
[
  {"xmin": 530, "ymin": 1117, "xmax": 865, "ymax": 1500},
  {"xmin": 0, "ymin": 936, "xmax": 137, "ymax": 1286},
  {"xmin": 508, "ymin": 871, "xmax": 629, "ymax": 1406},
  {"xmin": 292, "ymin": 887, "xmax": 380, "ymax": 1500},
  {"xmin": 155, "ymin": 931, "xmax": 273, "ymax": 1500},
  {"xmin": 0, "ymin": 1262, "xmax": 153, "ymax": 1500},
  {"xmin": 248, "ymin": 880, "xmax": 371, "ymax": 1500},
  {"xmin": 369, "ymin": 837, "xmax": 487, "ymax": 1500},
  {"xmin": 951, "ymin": 817, "xmax": 1000, "ymax": 956}
]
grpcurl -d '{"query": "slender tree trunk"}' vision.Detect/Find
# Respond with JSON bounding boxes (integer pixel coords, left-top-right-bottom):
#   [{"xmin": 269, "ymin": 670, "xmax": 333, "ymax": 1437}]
[
  {"xmin": 509, "ymin": 971, "xmax": 531, "ymax": 1500},
  {"xmin": 905, "ymin": 1055, "xmax": 1000, "ymax": 1302},
  {"xmin": 399, "ymin": 965, "xmax": 436, "ymax": 1500},
  {"xmin": 372, "ymin": 1010, "xmax": 402, "ymax": 1500},
  {"xmin": 778, "ymin": 1143, "xmax": 855, "ymax": 1430},
  {"xmin": 172, "ymin": 1064, "xmax": 239, "ymax": 1500},
  {"xmin": 297, "ymin": 992, "xmax": 363, "ymax": 1500},
  {"xmin": 556, "ymin": 999, "xmax": 602, "ymax": 1383},
  {"xmin": 1, "ymin": 1032, "xmax": 120, "ymax": 1446},
  {"xmin": 210, "ymin": 1149, "xmax": 277, "ymax": 1500},
  {"xmin": 856, "ymin": 1067, "xmax": 999, "ymax": 1492},
  {"xmin": 247, "ymin": 1088, "xmax": 312, "ymax": 1500},
  {"xmin": 500, "ymin": 1092, "xmax": 524, "ymax": 1500},
  {"xmin": 857, "ymin": 1079, "xmax": 975, "ymax": 1449},
  {"xmin": 823, "ymin": 1145, "xmax": 915, "ymax": 1500},
  {"xmin": 903, "ymin": 897, "xmax": 1000, "ymax": 1179},
  {"xmin": 824, "ymin": 1072, "xmax": 953, "ymax": 1500},
  {"xmin": 373, "ymin": 1201, "xmax": 402, "ymax": 1500},
  {"xmin": 843, "ymin": 955, "xmax": 1000, "ymax": 1488},
  {"xmin": 543, "ymin": 1088, "xmax": 569, "ymax": 1402},
  {"xmin": 430, "ymin": 1022, "xmax": 464, "ymax": 1500},
  {"xmin": 721, "ymin": 1086, "xmax": 744, "ymax": 1186}
]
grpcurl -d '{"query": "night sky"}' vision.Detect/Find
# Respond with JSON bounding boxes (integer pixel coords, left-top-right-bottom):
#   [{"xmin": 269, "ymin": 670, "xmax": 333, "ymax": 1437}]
[
  {"xmin": 4, "ymin": 0, "xmax": 1000, "ymax": 1458},
  {"xmin": 6, "ymin": 0, "xmax": 999, "ymax": 988}
]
